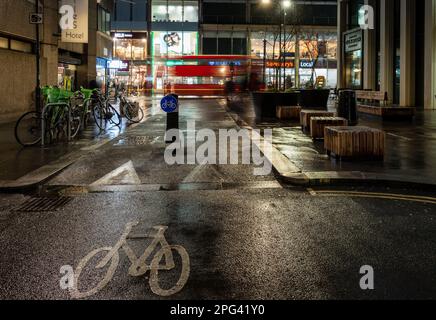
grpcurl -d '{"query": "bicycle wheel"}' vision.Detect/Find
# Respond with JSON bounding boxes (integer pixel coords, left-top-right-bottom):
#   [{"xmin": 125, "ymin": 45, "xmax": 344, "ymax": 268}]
[
  {"xmin": 92, "ymin": 104, "xmax": 107, "ymax": 130},
  {"xmin": 124, "ymin": 103, "xmax": 144, "ymax": 123},
  {"xmin": 70, "ymin": 115, "xmax": 81, "ymax": 139},
  {"xmin": 69, "ymin": 247, "xmax": 119, "ymax": 299},
  {"xmin": 149, "ymin": 245, "xmax": 190, "ymax": 297},
  {"xmin": 14, "ymin": 111, "xmax": 42, "ymax": 146},
  {"xmin": 107, "ymin": 104, "xmax": 121, "ymax": 126}
]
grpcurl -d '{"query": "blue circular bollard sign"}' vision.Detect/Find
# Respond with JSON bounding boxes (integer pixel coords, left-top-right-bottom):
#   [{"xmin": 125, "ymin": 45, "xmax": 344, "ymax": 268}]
[{"xmin": 161, "ymin": 95, "xmax": 178, "ymax": 113}]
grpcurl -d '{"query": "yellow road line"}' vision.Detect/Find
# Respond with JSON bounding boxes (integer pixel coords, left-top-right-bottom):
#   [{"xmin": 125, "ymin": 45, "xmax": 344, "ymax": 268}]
[
  {"xmin": 311, "ymin": 190, "xmax": 436, "ymax": 201},
  {"xmin": 307, "ymin": 189, "xmax": 436, "ymax": 205}
]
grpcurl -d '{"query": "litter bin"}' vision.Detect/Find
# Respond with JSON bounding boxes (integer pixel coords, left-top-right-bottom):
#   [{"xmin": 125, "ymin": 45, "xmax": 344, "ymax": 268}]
[{"xmin": 337, "ymin": 89, "xmax": 357, "ymax": 125}]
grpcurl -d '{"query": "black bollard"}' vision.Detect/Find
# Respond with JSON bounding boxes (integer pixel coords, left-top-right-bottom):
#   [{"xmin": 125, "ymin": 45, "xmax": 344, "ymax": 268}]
[{"xmin": 162, "ymin": 94, "xmax": 179, "ymax": 143}]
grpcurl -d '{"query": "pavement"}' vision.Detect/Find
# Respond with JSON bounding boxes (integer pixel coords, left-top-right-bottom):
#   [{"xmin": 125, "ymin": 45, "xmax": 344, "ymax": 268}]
[
  {"xmin": 2, "ymin": 95, "xmax": 436, "ymax": 191},
  {"xmin": 225, "ymin": 96, "xmax": 436, "ymax": 187},
  {"xmin": 0, "ymin": 97, "xmax": 154, "ymax": 189}
]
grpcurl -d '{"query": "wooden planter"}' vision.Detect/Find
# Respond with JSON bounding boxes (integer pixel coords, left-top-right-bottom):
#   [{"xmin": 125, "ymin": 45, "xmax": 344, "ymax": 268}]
[
  {"xmin": 324, "ymin": 126, "xmax": 385, "ymax": 159},
  {"xmin": 310, "ymin": 117, "xmax": 348, "ymax": 139},
  {"xmin": 276, "ymin": 106, "xmax": 302, "ymax": 120},
  {"xmin": 300, "ymin": 110, "xmax": 335, "ymax": 132}
]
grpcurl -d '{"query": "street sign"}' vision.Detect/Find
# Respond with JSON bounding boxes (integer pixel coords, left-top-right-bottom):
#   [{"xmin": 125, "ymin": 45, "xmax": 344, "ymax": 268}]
[
  {"xmin": 107, "ymin": 60, "xmax": 130, "ymax": 71},
  {"xmin": 29, "ymin": 13, "xmax": 43, "ymax": 24},
  {"xmin": 161, "ymin": 95, "xmax": 178, "ymax": 113}
]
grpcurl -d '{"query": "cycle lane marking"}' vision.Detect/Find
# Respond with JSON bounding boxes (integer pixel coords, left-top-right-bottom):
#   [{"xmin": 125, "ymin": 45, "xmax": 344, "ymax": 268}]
[{"xmin": 68, "ymin": 221, "xmax": 190, "ymax": 299}]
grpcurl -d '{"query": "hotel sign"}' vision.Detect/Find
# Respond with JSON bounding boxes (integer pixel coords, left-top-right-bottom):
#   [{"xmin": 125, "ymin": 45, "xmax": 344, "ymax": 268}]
[
  {"xmin": 344, "ymin": 30, "xmax": 363, "ymax": 53},
  {"xmin": 59, "ymin": 0, "xmax": 89, "ymax": 43}
]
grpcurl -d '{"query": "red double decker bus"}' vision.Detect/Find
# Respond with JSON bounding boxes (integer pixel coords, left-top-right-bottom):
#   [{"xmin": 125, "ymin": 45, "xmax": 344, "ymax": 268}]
[{"xmin": 152, "ymin": 55, "xmax": 262, "ymax": 96}]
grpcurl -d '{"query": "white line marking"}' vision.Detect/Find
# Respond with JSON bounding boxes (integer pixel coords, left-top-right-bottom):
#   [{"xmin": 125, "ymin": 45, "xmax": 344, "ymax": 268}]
[
  {"xmin": 90, "ymin": 160, "xmax": 141, "ymax": 186},
  {"xmin": 387, "ymin": 133, "xmax": 413, "ymax": 141},
  {"xmin": 307, "ymin": 188, "xmax": 317, "ymax": 196}
]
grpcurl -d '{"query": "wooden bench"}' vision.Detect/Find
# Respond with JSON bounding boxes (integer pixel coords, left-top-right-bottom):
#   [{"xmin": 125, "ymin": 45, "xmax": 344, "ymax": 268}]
[
  {"xmin": 356, "ymin": 90, "xmax": 388, "ymax": 106},
  {"xmin": 324, "ymin": 126, "xmax": 385, "ymax": 159},
  {"xmin": 356, "ymin": 90, "xmax": 415, "ymax": 119},
  {"xmin": 276, "ymin": 106, "xmax": 301, "ymax": 120},
  {"xmin": 300, "ymin": 110, "xmax": 335, "ymax": 132},
  {"xmin": 310, "ymin": 117, "xmax": 348, "ymax": 139}
]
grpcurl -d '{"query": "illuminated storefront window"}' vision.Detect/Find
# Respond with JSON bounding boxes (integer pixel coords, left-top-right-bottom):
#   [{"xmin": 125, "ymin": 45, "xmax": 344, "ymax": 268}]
[
  {"xmin": 250, "ymin": 32, "xmax": 283, "ymax": 59},
  {"xmin": 344, "ymin": 29, "xmax": 363, "ymax": 89},
  {"xmin": 114, "ymin": 36, "xmax": 147, "ymax": 60},
  {"xmin": 153, "ymin": 31, "xmax": 198, "ymax": 57},
  {"xmin": 111, "ymin": 33, "xmax": 150, "ymax": 94},
  {"xmin": 58, "ymin": 64, "xmax": 77, "ymax": 91},
  {"xmin": 152, "ymin": 1, "xmax": 199, "ymax": 22},
  {"xmin": 250, "ymin": 31, "xmax": 338, "ymax": 88}
]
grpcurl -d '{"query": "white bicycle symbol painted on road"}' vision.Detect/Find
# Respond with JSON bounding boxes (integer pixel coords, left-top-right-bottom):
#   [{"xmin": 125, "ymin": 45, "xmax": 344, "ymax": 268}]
[{"xmin": 70, "ymin": 222, "xmax": 190, "ymax": 299}]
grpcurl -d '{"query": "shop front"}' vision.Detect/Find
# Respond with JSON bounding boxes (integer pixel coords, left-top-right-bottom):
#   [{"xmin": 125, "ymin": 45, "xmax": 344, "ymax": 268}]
[
  {"xmin": 263, "ymin": 59, "xmax": 337, "ymax": 89},
  {"xmin": 96, "ymin": 57, "xmax": 109, "ymax": 91},
  {"xmin": 112, "ymin": 32, "xmax": 150, "ymax": 94},
  {"xmin": 151, "ymin": 31, "xmax": 199, "ymax": 93},
  {"xmin": 343, "ymin": 29, "xmax": 363, "ymax": 89},
  {"xmin": 109, "ymin": 60, "xmax": 153, "ymax": 95},
  {"xmin": 251, "ymin": 30, "xmax": 338, "ymax": 88},
  {"xmin": 58, "ymin": 52, "xmax": 82, "ymax": 91}
]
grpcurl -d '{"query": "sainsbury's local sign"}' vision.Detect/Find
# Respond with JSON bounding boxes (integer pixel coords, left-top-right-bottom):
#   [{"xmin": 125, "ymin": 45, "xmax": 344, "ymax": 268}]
[{"xmin": 59, "ymin": 0, "xmax": 89, "ymax": 43}]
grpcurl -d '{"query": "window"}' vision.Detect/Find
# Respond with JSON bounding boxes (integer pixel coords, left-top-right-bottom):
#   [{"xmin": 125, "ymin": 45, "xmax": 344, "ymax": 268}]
[
  {"xmin": 0, "ymin": 37, "xmax": 8, "ymax": 49},
  {"xmin": 203, "ymin": 2, "xmax": 245, "ymax": 24},
  {"xmin": 152, "ymin": 0, "xmax": 198, "ymax": 22},
  {"xmin": 153, "ymin": 31, "xmax": 198, "ymax": 57},
  {"xmin": 115, "ymin": 0, "xmax": 131, "ymax": 21},
  {"xmin": 168, "ymin": 1, "xmax": 183, "ymax": 21},
  {"xmin": 132, "ymin": 0, "xmax": 147, "ymax": 22},
  {"xmin": 203, "ymin": 38, "xmax": 217, "ymax": 54},
  {"xmin": 184, "ymin": 1, "xmax": 198, "ymax": 22},
  {"xmin": 98, "ymin": 5, "xmax": 111, "ymax": 35},
  {"xmin": 10, "ymin": 40, "xmax": 32, "ymax": 53}
]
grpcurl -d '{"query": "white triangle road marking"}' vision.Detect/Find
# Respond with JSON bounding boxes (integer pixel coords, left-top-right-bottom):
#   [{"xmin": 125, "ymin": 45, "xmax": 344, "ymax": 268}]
[{"xmin": 90, "ymin": 160, "xmax": 141, "ymax": 186}]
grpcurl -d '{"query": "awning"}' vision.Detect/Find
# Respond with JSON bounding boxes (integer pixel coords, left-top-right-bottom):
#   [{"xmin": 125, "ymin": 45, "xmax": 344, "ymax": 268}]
[{"xmin": 58, "ymin": 55, "xmax": 82, "ymax": 65}]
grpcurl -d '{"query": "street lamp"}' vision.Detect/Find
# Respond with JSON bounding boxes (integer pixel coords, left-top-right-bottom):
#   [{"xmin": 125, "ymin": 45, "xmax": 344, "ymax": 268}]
[
  {"xmin": 282, "ymin": 0, "xmax": 291, "ymax": 8},
  {"xmin": 260, "ymin": 0, "xmax": 292, "ymax": 91}
]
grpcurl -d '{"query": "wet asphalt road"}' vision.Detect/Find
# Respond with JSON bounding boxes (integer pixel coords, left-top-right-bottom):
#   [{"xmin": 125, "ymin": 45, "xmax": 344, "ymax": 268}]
[
  {"xmin": 0, "ymin": 186, "xmax": 436, "ymax": 300},
  {"xmin": 0, "ymin": 99, "xmax": 435, "ymax": 300}
]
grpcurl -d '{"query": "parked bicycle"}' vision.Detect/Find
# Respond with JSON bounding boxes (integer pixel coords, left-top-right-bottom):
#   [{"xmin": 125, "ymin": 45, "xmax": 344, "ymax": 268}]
[
  {"xmin": 89, "ymin": 89, "xmax": 121, "ymax": 131},
  {"xmin": 14, "ymin": 87, "xmax": 84, "ymax": 146},
  {"xmin": 116, "ymin": 89, "xmax": 144, "ymax": 123}
]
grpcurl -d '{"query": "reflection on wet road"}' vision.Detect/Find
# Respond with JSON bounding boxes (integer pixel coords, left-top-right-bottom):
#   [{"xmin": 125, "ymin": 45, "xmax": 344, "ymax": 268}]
[{"xmin": 0, "ymin": 98, "xmax": 153, "ymax": 180}]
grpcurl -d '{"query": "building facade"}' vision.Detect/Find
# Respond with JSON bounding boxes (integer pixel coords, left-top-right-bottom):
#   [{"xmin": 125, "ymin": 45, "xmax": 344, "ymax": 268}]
[
  {"xmin": 0, "ymin": 0, "xmax": 114, "ymax": 122},
  {"xmin": 337, "ymin": 0, "xmax": 436, "ymax": 109},
  {"xmin": 111, "ymin": 0, "xmax": 338, "ymax": 94}
]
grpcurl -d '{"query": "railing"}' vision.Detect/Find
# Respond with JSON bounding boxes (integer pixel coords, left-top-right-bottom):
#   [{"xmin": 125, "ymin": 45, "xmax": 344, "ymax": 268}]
[
  {"xmin": 41, "ymin": 102, "xmax": 71, "ymax": 146},
  {"xmin": 203, "ymin": 15, "xmax": 337, "ymax": 26},
  {"xmin": 250, "ymin": 16, "xmax": 337, "ymax": 26},
  {"xmin": 202, "ymin": 15, "xmax": 247, "ymax": 25}
]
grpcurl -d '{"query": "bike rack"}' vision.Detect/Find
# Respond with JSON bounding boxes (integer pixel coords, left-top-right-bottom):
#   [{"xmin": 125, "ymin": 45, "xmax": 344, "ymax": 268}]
[{"xmin": 41, "ymin": 102, "xmax": 71, "ymax": 146}]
